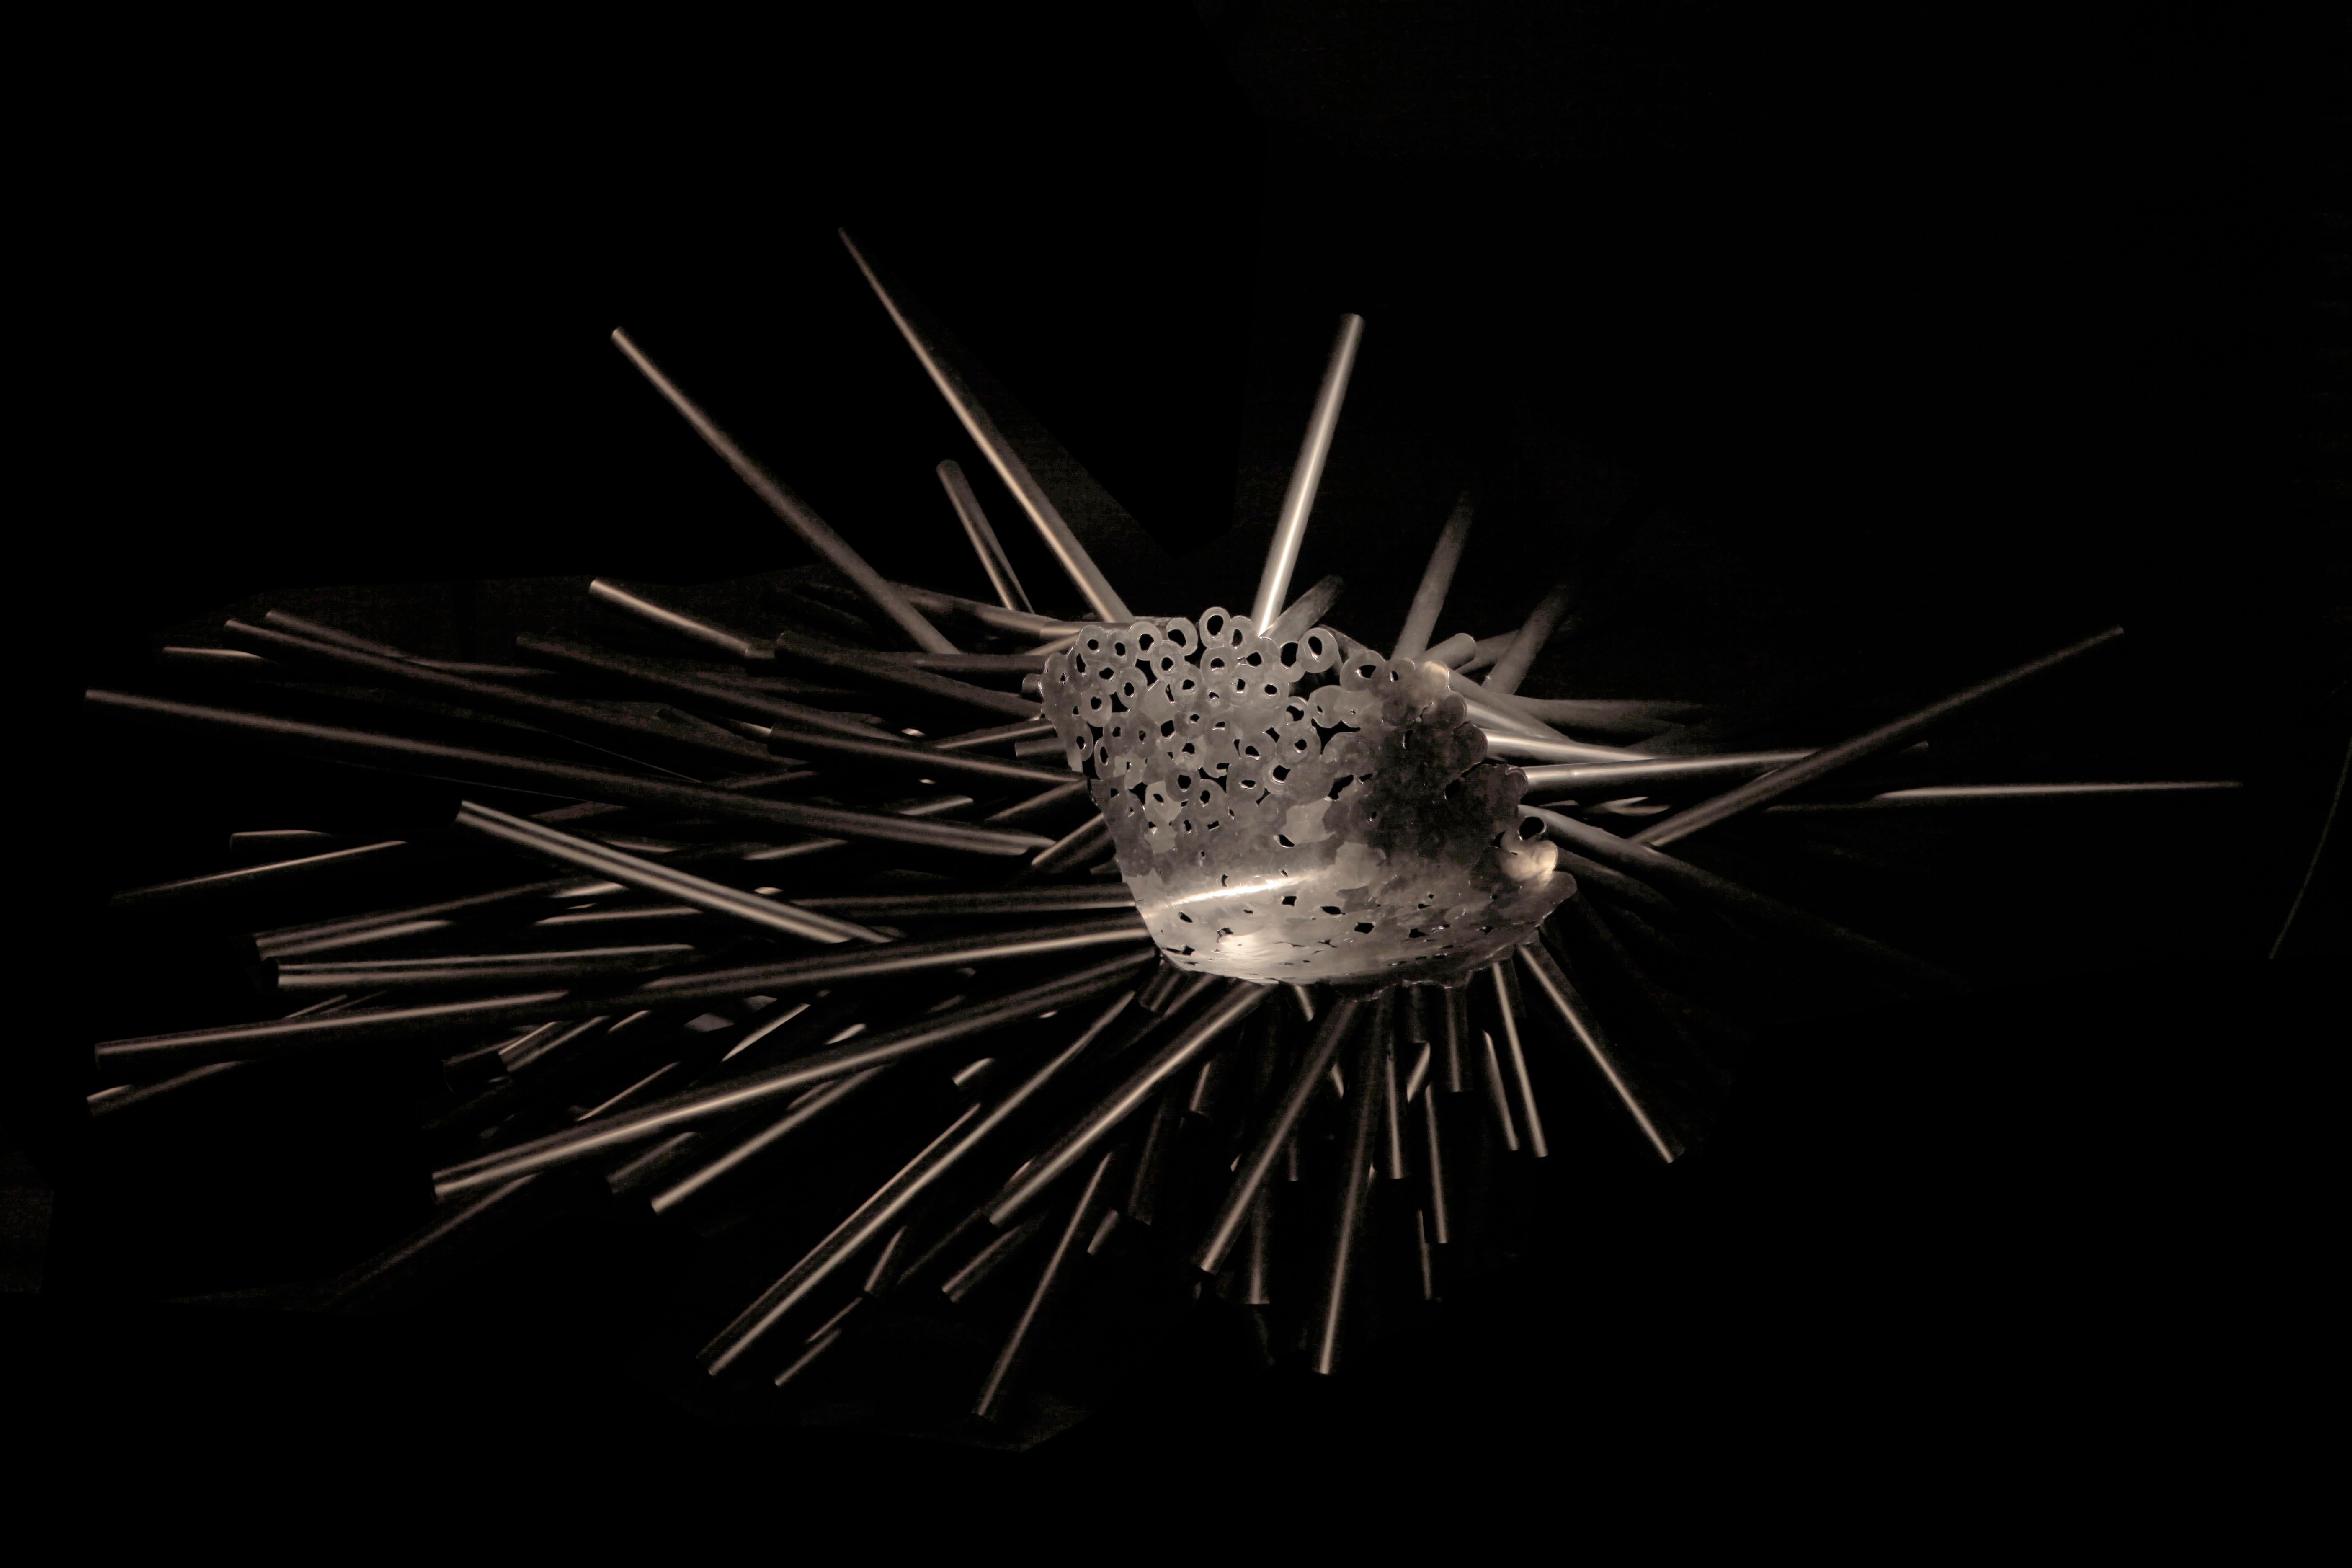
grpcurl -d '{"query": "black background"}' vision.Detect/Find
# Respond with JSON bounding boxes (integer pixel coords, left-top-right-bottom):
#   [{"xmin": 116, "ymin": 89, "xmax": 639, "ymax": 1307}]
[{"xmin": 15, "ymin": 3, "xmax": 2347, "ymax": 1504}]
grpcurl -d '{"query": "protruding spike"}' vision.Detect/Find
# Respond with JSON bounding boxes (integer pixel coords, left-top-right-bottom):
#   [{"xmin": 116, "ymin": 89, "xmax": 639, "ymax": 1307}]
[
  {"xmin": 838, "ymin": 230, "xmax": 1135, "ymax": 624},
  {"xmin": 1393, "ymin": 488, "xmax": 1475, "ymax": 662},
  {"xmin": 425, "ymin": 951, "xmax": 1152, "ymax": 1199},
  {"xmin": 986, "ymin": 981, "xmax": 1270, "ymax": 1228},
  {"xmin": 1634, "ymin": 627, "xmax": 2128, "ymax": 848},
  {"xmin": 1439, "ymin": 985, "xmax": 1468, "ymax": 1094},
  {"xmin": 1488, "ymin": 961, "xmax": 1547, "ymax": 1158},
  {"xmin": 1515, "ymin": 941, "xmax": 1684, "ymax": 1163},
  {"xmin": 1525, "ymin": 805, "xmax": 1961, "ymax": 993},
  {"xmin": 974, "ymin": 1145, "xmax": 1117, "ymax": 1421},
  {"xmin": 1264, "ymin": 574, "xmax": 1347, "ymax": 646},
  {"xmin": 887, "ymin": 581, "xmax": 1091, "ymax": 641},
  {"xmin": 1251, "ymin": 313, "xmax": 1365, "ymax": 628},
  {"xmin": 585, "ymin": 579, "xmax": 773, "ymax": 663},
  {"xmin": 607, "ymin": 328, "xmax": 957, "ymax": 653},
  {"xmin": 1484, "ymin": 577, "xmax": 1575, "ymax": 696},
  {"xmin": 453, "ymin": 799, "xmax": 887, "ymax": 946},
  {"xmin": 1477, "ymin": 729, "xmax": 1653, "ymax": 765},
  {"xmin": 1486, "ymin": 487, "xmax": 1658, "ymax": 694},
  {"xmin": 1476, "ymin": 1029, "xmax": 1519, "ymax": 1152},
  {"xmin": 1193, "ymin": 995, "xmax": 1366, "ymax": 1276},
  {"xmin": 1520, "ymin": 751, "xmax": 1815, "ymax": 799},
  {"xmin": 1762, "ymin": 780, "xmax": 2243, "ymax": 812},
  {"xmin": 1418, "ymin": 1088, "xmax": 1450, "ymax": 1245},
  {"xmin": 1307, "ymin": 1019, "xmax": 1386, "ymax": 1376},
  {"xmin": 695, "ymin": 987, "xmax": 1136, "ymax": 1374},
  {"xmin": 936, "ymin": 459, "xmax": 1034, "ymax": 614},
  {"xmin": 1452, "ymin": 633, "xmax": 1516, "ymax": 675}
]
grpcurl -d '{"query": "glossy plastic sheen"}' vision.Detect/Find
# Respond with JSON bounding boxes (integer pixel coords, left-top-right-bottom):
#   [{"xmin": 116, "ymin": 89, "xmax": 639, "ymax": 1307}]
[{"xmin": 1042, "ymin": 609, "xmax": 1575, "ymax": 988}]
